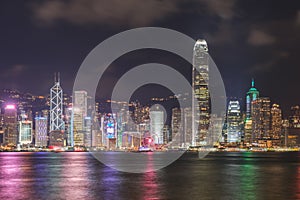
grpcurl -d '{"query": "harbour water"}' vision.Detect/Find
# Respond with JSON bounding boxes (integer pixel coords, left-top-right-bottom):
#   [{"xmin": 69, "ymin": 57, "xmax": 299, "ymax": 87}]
[{"xmin": 0, "ymin": 151, "xmax": 300, "ymax": 200}]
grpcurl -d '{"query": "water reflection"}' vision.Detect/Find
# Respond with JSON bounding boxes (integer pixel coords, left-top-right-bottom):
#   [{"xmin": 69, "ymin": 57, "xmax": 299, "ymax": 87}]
[{"xmin": 0, "ymin": 152, "xmax": 300, "ymax": 199}]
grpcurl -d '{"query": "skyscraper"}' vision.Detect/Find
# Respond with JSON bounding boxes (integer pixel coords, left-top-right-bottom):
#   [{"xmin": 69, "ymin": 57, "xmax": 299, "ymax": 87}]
[
  {"xmin": 35, "ymin": 116, "xmax": 48, "ymax": 147},
  {"xmin": 50, "ymin": 73, "xmax": 64, "ymax": 132},
  {"xmin": 244, "ymin": 79, "xmax": 259, "ymax": 144},
  {"xmin": 49, "ymin": 73, "xmax": 64, "ymax": 147},
  {"xmin": 3, "ymin": 104, "xmax": 18, "ymax": 147},
  {"xmin": 73, "ymin": 90, "xmax": 88, "ymax": 146},
  {"xmin": 150, "ymin": 105, "xmax": 164, "ymax": 145},
  {"xmin": 251, "ymin": 97, "xmax": 271, "ymax": 142},
  {"xmin": 192, "ymin": 39, "xmax": 210, "ymax": 146},
  {"xmin": 271, "ymin": 104, "xmax": 282, "ymax": 139},
  {"xmin": 171, "ymin": 107, "xmax": 182, "ymax": 147},
  {"xmin": 227, "ymin": 100, "xmax": 242, "ymax": 143},
  {"xmin": 18, "ymin": 120, "xmax": 32, "ymax": 145}
]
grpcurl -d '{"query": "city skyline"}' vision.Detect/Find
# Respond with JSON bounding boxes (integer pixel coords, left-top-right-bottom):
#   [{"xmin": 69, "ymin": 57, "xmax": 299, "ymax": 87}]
[{"xmin": 0, "ymin": 0, "xmax": 299, "ymax": 115}]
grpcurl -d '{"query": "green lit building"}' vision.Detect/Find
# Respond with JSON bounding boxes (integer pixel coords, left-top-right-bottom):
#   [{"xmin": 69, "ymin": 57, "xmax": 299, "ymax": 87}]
[{"xmin": 244, "ymin": 79, "xmax": 259, "ymax": 144}]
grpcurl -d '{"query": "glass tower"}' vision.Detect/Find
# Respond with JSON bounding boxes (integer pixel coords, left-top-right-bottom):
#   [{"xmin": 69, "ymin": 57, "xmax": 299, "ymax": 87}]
[
  {"xmin": 192, "ymin": 39, "xmax": 210, "ymax": 146},
  {"xmin": 244, "ymin": 79, "xmax": 259, "ymax": 144},
  {"xmin": 227, "ymin": 100, "xmax": 242, "ymax": 143}
]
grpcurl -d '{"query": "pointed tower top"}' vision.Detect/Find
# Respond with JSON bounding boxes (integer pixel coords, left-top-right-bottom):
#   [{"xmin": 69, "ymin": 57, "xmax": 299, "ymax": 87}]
[
  {"xmin": 54, "ymin": 72, "xmax": 61, "ymax": 84},
  {"xmin": 57, "ymin": 72, "xmax": 60, "ymax": 83},
  {"xmin": 251, "ymin": 78, "xmax": 254, "ymax": 87}
]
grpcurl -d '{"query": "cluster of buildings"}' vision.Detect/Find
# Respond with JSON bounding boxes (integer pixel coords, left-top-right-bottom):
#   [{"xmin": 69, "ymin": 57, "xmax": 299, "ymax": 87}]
[{"xmin": 0, "ymin": 39, "xmax": 300, "ymax": 151}]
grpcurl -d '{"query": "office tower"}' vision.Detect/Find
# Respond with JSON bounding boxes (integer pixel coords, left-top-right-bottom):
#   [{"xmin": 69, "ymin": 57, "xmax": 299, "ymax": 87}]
[
  {"xmin": 271, "ymin": 104, "xmax": 282, "ymax": 139},
  {"xmin": 171, "ymin": 107, "xmax": 182, "ymax": 147},
  {"xmin": 287, "ymin": 106, "xmax": 300, "ymax": 147},
  {"xmin": 49, "ymin": 73, "xmax": 64, "ymax": 147},
  {"xmin": 227, "ymin": 100, "xmax": 242, "ymax": 143},
  {"xmin": 64, "ymin": 106, "xmax": 73, "ymax": 146},
  {"xmin": 35, "ymin": 116, "xmax": 48, "ymax": 147},
  {"xmin": 184, "ymin": 107, "xmax": 193, "ymax": 147},
  {"xmin": 209, "ymin": 114, "xmax": 223, "ymax": 146},
  {"xmin": 162, "ymin": 125, "xmax": 170, "ymax": 144},
  {"xmin": 84, "ymin": 116, "xmax": 92, "ymax": 147},
  {"xmin": 150, "ymin": 105, "xmax": 164, "ymax": 145},
  {"xmin": 244, "ymin": 79, "xmax": 259, "ymax": 144},
  {"xmin": 18, "ymin": 119, "xmax": 32, "ymax": 146},
  {"xmin": 3, "ymin": 104, "xmax": 18, "ymax": 147},
  {"xmin": 289, "ymin": 106, "xmax": 300, "ymax": 128},
  {"xmin": 192, "ymin": 39, "xmax": 210, "ymax": 146},
  {"xmin": 101, "ymin": 113, "xmax": 117, "ymax": 149},
  {"xmin": 171, "ymin": 107, "xmax": 193, "ymax": 148},
  {"xmin": 73, "ymin": 90, "xmax": 88, "ymax": 146},
  {"xmin": 50, "ymin": 73, "xmax": 64, "ymax": 131},
  {"xmin": 251, "ymin": 97, "xmax": 271, "ymax": 142}
]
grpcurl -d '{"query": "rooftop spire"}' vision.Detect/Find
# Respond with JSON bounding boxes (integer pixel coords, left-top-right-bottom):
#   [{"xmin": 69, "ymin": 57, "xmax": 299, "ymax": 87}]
[
  {"xmin": 251, "ymin": 78, "xmax": 254, "ymax": 87},
  {"xmin": 54, "ymin": 72, "xmax": 60, "ymax": 84}
]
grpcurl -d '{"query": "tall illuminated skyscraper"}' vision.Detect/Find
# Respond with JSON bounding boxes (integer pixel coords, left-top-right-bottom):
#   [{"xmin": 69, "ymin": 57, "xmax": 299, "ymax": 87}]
[
  {"xmin": 50, "ymin": 73, "xmax": 64, "ymax": 132},
  {"xmin": 192, "ymin": 39, "xmax": 210, "ymax": 146},
  {"xmin": 227, "ymin": 100, "xmax": 242, "ymax": 143},
  {"xmin": 271, "ymin": 104, "xmax": 282, "ymax": 139},
  {"xmin": 244, "ymin": 79, "xmax": 259, "ymax": 144},
  {"xmin": 18, "ymin": 119, "xmax": 32, "ymax": 145},
  {"xmin": 3, "ymin": 104, "xmax": 18, "ymax": 146},
  {"xmin": 251, "ymin": 97, "xmax": 271, "ymax": 142},
  {"xmin": 35, "ymin": 116, "xmax": 48, "ymax": 147},
  {"xmin": 73, "ymin": 90, "xmax": 88, "ymax": 146},
  {"xmin": 49, "ymin": 73, "xmax": 64, "ymax": 147},
  {"xmin": 150, "ymin": 105, "xmax": 164, "ymax": 145},
  {"xmin": 246, "ymin": 79, "xmax": 259, "ymax": 119}
]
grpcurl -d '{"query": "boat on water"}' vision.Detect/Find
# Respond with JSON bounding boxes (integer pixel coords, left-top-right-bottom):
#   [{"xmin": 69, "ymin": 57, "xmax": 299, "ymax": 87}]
[{"xmin": 138, "ymin": 146, "xmax": 153, "ymax": 152}]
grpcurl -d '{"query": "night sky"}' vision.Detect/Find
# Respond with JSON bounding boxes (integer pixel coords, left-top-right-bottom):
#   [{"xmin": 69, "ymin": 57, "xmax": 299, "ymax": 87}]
[{"xmin": 0, "ymin": 0, "xmax": 299, "ymax": 116}]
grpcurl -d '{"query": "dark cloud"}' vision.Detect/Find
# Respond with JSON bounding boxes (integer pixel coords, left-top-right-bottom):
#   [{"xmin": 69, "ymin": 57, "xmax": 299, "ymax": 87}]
[
  {"xmin": 31, "ymin": 0, "xmax": 180, "ymax": 27},
  {"xmin": 31, "ymin": 0, "xmax": 238, "ymax": 27},
  {"xmin": 200, "ymin": 0, "xmax": 236, "ymax": 20},
  {"xmin": 247, "ymin": 30, "xmax": 276, "ymax": 46}
]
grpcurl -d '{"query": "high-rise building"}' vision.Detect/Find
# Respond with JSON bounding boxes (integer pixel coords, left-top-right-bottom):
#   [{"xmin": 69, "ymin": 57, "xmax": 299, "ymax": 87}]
[
  {"xmin": 251, "ymin": 97, "xmax": 271, "ymax": 142},
  {"xmin": 271, "ymin": 104, "xmax": 282, "ymax": 139},
  {"xmin": 171, "ymin": 107, "xmax": 182, "ymax": 147},
  {"xmin": 287, "ymin": 106, "xmax": 300, "ymax": 147},
  {"xmin": 50, "ymin": 73, "xmax": 64, "ymax": 132},
  {"xmin": 35, "ymin": 116, "xmax": 48, "ymax": 147},
  {"xmin": 183, "ymin": 107, "xmax": 193, "ymax": 147},
  {"xmin": 227, "ymin": 100, "xmax": 242, "ymax": 143},
  {"xmin": 64, "ymin": 106, "xmax": 73, "ymax": 146},
  {"xmin": 73, "ymin": 90, "xmax": 88, "ymax": 146},
  {"xmin": 3, "ymin": 104, "xmax": 18, "ymax": 147},
  {"xmin": 18, "ymin": 120, "xmax": 32, "ymax": 145},
  {"xmin": 289, "ymin": 106, "xmax": 300, "ymax": 128},
  {"xmin": 244, "ymin": 79, "xmax": 259, "ymax": 144},
  {"xmin": 192, "ymin": 39, "xmax": 210, "ymax": 146},
  {"xmin": 49, "ymin": 73, "xmax": 65, "ymax": 147},
  {"xmin": 150, "ymin": 106, "xmax": 164, "ymax": 145}
]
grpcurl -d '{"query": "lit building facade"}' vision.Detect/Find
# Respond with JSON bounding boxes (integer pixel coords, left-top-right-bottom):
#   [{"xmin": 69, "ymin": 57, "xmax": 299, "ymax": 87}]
[
  {"xmin": 49, "ymin": 73, "xmax": 64, "ymax": 146},
  {"xmin": 73, "ymin": 90, "xmax": 88, "ymax": 146},
  {"xmin": 18, "ymin": 120, "xmax": 32, "ymax": 145},
  {"xmin": 227, "ymin": 100, "xmax": 242, "ymax": 143},
  {"xmin": 244, "ymin": 79, "xmax": 259, "ymax": 144},
  {"xmin": 50, "ymin": 73, "xmax": 64, "ymax": 132},
  {"xmin": 251, "ymin": 97, "xmax": 271, "ymax": 142},
  {"xmin": 3, "ymin": 104, "xmax": 18, "ymax": 146},
  {"xmin": 192, "ymin": 39, "xmax": 210, "ymax": 146},
  {"xmin": 271, "ymin": 104, "xmax": 282, "ymax": 139},
  {"xmin": 35, "ymin": 116, "xmax": 48, "ymax": 147},
  {"xmin": 150, "ymin": 106, "xmax": 164, "ymax": 145}
]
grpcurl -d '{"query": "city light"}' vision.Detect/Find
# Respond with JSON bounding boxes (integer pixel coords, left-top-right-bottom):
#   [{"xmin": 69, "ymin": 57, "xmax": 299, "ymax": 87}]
[{"xmin": 5, "ymin": 104, "xmax": 15, "ymax": 109}]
